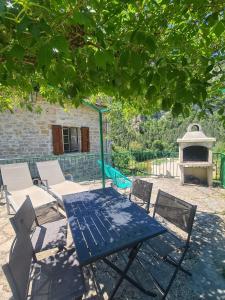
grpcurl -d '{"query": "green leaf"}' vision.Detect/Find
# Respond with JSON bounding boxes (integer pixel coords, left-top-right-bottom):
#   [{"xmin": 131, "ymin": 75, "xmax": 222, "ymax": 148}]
[
  {"xmin": 218, "ymin": 107, "xmax": 224, "ymax": 115},
  {"xmin": 50, "ymin": 36, "xmax": 69, "ymax": 53},
  {"xmin": 146, "ymin": 70, "xmax": 154, "ymax": 84},
  {"xmin": 175, "ymin": 82, "xmax": 186, "ymax": 100},
  {"xmin": 104, "ymin": 50, "xmax": 114, "ymax": 64},
  {"xmin": 37, "ymin": 45, "xmax": 52, "ymax": 66},
  {"xmin": 144, "ymin": 35, "xmax": 156, "ymax": 52},
  {"xmin": 162, "ymin": 97, "xmax": 172, "ymax": 111},
  {"xmin": 172, "ymin": 102, "xmax": 183, "ymax": 115},
  {"xmin": 72, "ymin": 11, "xmax": 93, "ymax": 27},
  {"xmin": 95, "ymin": 51, "xmax": 107, "ymax": 69},
  {"xmin": 146, "ymin": 85, "xmax": 157, "ymax": 99},
  {"xmin": 64, "ymin": 65, "xmax": 76, "ymax": 80},
  {"xmin": 0, "ymin": 2, "xmax": 5, "ymax": 15},
  {"xmin": 129, "ymin": 51, "xmax": 141, "ymax": 70},
  {"xmin": 131, "ymin": 30, "xmax": 156, "ymax": 52},
  {"xmin": 206, "ymin": 13, "xmax": 218, "ymax": 26},
  {"xmin": 213, "ymin": 21, "xmax": 225, "ymax": 37},
  {"xmin": 9, "ymin": 45, "xmax": 25, "ymax": 61},
  {"xmin": 201, "ymin": 88, "xmax": 207, "ymax": 101},
  {"xmin": 30, "ymin": 24, "xmax": 41, "ymax": 39},
  {"xmin": 119, "ymin": 50, "xmax": 129, "ymax": 66},
  {"xmin": 205, "ymin": 64, "xmax": 214, "ymax": 74}
]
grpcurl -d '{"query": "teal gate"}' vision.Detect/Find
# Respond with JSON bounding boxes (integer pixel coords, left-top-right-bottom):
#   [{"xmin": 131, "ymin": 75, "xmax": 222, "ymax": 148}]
[{"xmin": 221, "ymin": 153, "xmax": 225, "ymax": 188}]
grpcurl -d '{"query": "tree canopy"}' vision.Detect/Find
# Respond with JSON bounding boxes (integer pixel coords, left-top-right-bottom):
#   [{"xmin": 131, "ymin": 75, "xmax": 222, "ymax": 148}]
[
  {"xmin": 0, "ymin": 0, "xmax": 225, "ymax": 116},
  {"xmin": 108, "ymin": 102, "xmax": 225, "ymax": 153}
]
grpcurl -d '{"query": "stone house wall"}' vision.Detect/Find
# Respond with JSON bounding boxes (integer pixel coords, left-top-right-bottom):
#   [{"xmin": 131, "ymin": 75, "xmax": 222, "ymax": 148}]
[{"xmin": 0, "ymin": 102, "xmax": 101, "ymax": 158}]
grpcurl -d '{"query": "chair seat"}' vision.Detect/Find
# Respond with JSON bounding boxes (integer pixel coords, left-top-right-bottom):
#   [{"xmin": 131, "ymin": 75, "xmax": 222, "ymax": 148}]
[
  {"xmin": 31, "ymin": 218, "xmax": 67, "ymax": 253},
  {"xmin": 9, "ymin": 186, "xmax": 56, "ymax": 211},
  {"xmin": 147, "ymin": 231, "xmax": 186, "ymax": 259},
  {"xmin": 31, "ymin": 249, "xmax": 85, "ymax": 300},
  {"xmin": 49, "ymin": 181, "xmax": 89, "ymax": 206}
]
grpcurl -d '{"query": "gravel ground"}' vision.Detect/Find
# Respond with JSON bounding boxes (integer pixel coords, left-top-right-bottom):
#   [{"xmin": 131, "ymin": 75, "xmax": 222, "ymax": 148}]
[{"xmin": 0, "ymin": 178, "xmax": 225, "ymax": 300}]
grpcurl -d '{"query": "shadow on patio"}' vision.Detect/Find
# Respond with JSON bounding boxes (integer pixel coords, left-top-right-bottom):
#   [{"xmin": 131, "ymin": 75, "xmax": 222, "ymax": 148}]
[{"xmin": 87, "ymin": 211, "xmax": 225, "ymax": 300}]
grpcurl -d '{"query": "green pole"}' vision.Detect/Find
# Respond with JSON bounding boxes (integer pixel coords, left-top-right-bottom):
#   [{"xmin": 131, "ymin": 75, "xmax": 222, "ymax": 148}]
[
  {"xmin": 99, "ymin": 111, "xmax": 106, "ymax": 188},
  {"xmin": 81, "ymin": 99, "xmax": 109, "ymax": 188}
]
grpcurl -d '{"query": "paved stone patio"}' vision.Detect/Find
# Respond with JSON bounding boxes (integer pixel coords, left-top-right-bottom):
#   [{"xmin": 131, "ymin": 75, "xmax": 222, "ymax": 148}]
[{"xmin": 0, "ymin": 178, "xmax": 225, "ymax": 299}]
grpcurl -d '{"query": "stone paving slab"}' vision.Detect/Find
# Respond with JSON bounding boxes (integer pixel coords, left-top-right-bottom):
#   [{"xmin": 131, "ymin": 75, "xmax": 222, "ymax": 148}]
[{"xmin": 0, "ymin": 178, "xmax": 225, "ymax": 299}]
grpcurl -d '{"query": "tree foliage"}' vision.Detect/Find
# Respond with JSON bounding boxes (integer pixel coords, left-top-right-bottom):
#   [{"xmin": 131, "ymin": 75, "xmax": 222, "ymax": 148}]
[
  {"xmin": 108, "ymin": 102, "xmax": 225, "ymax": 152},
  {"xmin": 0, "ymin": 0, "xmax": 225, "ymax": 116}
]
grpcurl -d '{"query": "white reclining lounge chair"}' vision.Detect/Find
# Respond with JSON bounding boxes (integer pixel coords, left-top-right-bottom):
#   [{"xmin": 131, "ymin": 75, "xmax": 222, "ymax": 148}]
[
  {"xmin": 36, "ymin": 160, "xmax": 89, "ymax": 207},
  {"xmin": 0, "ymin": 163, "xmax": 58, "ymax": 214}
]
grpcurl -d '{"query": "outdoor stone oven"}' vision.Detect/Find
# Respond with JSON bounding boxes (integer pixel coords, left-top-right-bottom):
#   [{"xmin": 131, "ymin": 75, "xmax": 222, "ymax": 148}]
[{"xmin": 177, "ymin": 123, "xmax": 216, "ymax": 186}]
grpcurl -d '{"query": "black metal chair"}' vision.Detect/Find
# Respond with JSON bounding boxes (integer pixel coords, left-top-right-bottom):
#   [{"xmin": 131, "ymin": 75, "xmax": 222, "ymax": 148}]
[
  {"xmin": 2, "ymin": 233, "xmax": 85, "ymax": 300},
  {"xmin": 129, "ymin": 179, "xmax": 153, "ymax": 213},
  {"xmin": 139, "ymin": 189, "xmax": 197, "ymax": 299},
  {"xmin": 10, "ymin": 196, "xmax": 67, "ymax": 261}
]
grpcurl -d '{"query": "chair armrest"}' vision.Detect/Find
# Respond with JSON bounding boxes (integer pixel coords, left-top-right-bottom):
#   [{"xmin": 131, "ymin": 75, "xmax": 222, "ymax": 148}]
[
  {"xmin": 33, "ymin": 178, "xmax": 50, "ymax": 192},
  {"xmin": 39, "ymin": 179, "xmax": 49, "ymax": 191}
]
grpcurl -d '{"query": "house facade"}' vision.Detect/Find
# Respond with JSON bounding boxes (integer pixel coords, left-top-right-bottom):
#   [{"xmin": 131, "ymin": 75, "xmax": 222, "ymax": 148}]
[{"xmin": 0, "ymin": 102, "xmax": 108, "ymax": 159}]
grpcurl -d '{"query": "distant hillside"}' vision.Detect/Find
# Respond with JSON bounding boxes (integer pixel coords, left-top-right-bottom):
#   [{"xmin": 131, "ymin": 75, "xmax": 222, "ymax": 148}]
[{"xmin": 108, "ymin": 108, "xmax": 225, "ymax": 153}]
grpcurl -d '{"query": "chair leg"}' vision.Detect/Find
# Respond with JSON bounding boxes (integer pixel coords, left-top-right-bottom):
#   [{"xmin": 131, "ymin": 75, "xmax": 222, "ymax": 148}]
[
  {"xmin": 56, "ymin": 245, "xmax": 67, "ymax": 253},
  {"xmin": 55, "ymin": 201, "xmax": 59, "ymax": 214},
  {"xmin": 6, "ymin": 200, "xmax": 11, "ymax": 215},
  {"xmin": 145, "ymin": 199, "xmax": 150, "ymax": 214},
  {"xmin": 6, "ymin": 198, "xmax": 16, "ymax": 215},
  {"xmin": 32, "ymin": 252, "xmax": 38, "ymax": 263},
  {"xmin": 165, "ymin": 256, "xmax": 192, "ymax": 276},
  {"xmin": 5, "ymin": 191, "xmax": 11, "ymax": 215},
  {"xmin": 162, "ymin": 250, "xmax": 188, "ymax": 299}
]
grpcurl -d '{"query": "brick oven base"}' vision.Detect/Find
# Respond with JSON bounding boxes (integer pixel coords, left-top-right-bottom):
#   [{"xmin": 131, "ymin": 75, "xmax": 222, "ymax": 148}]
[{"xmin": 179, "ymin": 165, "xmax": 213, "ymax": 186}]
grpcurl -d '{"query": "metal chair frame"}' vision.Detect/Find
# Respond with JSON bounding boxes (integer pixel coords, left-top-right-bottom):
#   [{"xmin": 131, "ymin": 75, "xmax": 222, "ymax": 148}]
[
  {"xmin": 129, "ymin": 179, "xmax": 153, "ymax": 213},
  {"xmin": 10, "ymin": 197, "xmax": 67, "ymax": 261},
  {"xmin": 141, "ymin": 189, "xmax": 197, "ymax": 299},
  {"xmin": 3, "ymin": 234, "xmax": 84, "ymax": 300}
]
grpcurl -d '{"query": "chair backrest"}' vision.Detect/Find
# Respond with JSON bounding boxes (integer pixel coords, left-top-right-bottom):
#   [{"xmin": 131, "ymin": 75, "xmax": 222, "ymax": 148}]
[
  {"xmin": 10, "ymin": 197, "xmax": 36, "ymax": 235},
  {"xmin": 36, "ymin": 160, "xmax": 65, "ymax": 186},
  {"xmin": 97, "ymin": 160, "xmax": 131, "ymax": 188},
  {"xmin": 0, "ymin": 163, "xmax": 33, "ymax": 191},
  {"xmin": 131, "ymin": 179, "xmax": 153, "ymax": 203},
  {"xmin": 2, "ymin": 234, "xmax": 33, "ymax": 300},
  {"xmin": 113, "ymin": 168, "xmax": 132, "ymax": 188},
  {"xmin": 153, "ymin": 190, "xmax": 197, "ymax": 235}
]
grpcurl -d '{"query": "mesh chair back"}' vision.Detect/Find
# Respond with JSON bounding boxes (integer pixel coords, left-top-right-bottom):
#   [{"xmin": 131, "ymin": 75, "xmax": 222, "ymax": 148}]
[
  {"xmin": 36, "ymin": 160, "xmax": 65, "ymax": 186},
  {"xmin": 154, "ymin": 190, "xmax": 197, "ymax": 234},
  {"xmin": 131, "ymin": 179, "xmax": 153, "ymax": 203},
  {"xmin": 0, "ymin": 163, "xmax": 33, "ymax": 191},
  {"xmin": 3, "ymin": 235, "xmax": 33, "ymax": 300},
  {"xmin": 10, "ymin": 197, "xmax": 36, "ymax": 235},
  {"xmin": 97, "ymin": 160, "xmax": 111, "ymax": 178}
]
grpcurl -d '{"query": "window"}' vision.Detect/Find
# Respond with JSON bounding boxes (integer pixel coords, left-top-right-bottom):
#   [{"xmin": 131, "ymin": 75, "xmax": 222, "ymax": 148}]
[
  {"xmin": 63, "ymin": 127, "xmax": 80, "ymax": 153},
  {"xmin": 52, "ymin": 125, "xmax": 89, "ymax": 154}
]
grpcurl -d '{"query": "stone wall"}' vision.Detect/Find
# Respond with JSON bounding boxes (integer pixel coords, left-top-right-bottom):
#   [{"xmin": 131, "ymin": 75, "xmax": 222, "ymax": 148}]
[{"xmin": 0, "ymin": 102, "xmax": 101, "ymax": 158}]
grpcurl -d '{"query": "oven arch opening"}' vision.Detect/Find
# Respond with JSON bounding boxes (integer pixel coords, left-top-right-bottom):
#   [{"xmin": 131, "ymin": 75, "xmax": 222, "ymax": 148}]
[{"xmin": 183, "ymin": 146, "xmax": 208, "ymax": 162}]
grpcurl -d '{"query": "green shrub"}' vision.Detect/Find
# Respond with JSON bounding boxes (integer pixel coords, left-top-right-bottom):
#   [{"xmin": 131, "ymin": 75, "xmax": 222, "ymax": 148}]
[
  {"xmin": 112, "ymin": 150, "xmax": 134, "ymax": 174},
  {"xmin": 129, "ymin": 141, "xmax": 143, "ymax": 151},
  {"xmin": 213, "ymin": 142, "xmax": 225, "ymax": 153},
  {"xmin": 152, "ymin": 140, "xmax": 165, "ymax": 151}
]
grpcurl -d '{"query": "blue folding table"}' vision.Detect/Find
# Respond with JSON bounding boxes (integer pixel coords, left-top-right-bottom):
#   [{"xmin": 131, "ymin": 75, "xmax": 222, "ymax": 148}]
[{"xmin": 64, "ymin": 187, "xmax": 166, "ymax": 299}]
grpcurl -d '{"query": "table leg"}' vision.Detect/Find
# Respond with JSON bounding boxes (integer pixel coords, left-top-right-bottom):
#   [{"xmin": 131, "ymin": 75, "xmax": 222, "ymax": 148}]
[{"xmin": 103, "ymin": 243, "xmax": 156, "ymax": 299}]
